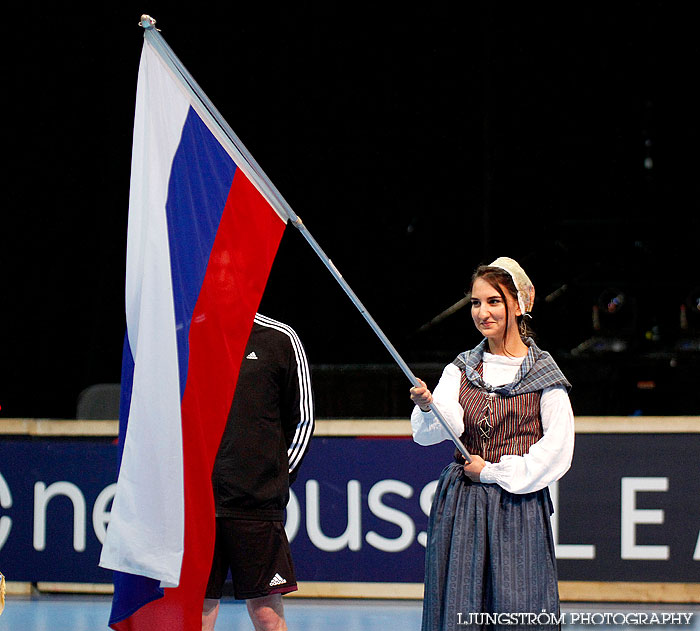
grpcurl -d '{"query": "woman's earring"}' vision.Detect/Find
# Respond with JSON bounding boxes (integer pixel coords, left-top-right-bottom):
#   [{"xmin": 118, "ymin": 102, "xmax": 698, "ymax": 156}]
[{"xmin": 520, "ymin": 313, "xmax": 532, "ymax": 337}]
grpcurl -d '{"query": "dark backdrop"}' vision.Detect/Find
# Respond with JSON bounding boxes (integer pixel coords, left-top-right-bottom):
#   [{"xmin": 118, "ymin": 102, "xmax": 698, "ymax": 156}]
[{"xmin": 3, "ymin": 4, "xmax": 699, "ymax": 419}]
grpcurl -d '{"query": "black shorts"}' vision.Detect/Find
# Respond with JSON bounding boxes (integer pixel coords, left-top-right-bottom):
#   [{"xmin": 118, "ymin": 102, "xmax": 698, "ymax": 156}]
[{"xmin": 205, "ymin": 517, "xmax": 297, "ymax": 600}]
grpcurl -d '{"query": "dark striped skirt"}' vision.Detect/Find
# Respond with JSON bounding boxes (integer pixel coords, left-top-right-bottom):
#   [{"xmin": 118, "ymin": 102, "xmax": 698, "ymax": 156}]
[{"xmin": 422, "ymin": 463, "xmax": 560, "ymax": 631}]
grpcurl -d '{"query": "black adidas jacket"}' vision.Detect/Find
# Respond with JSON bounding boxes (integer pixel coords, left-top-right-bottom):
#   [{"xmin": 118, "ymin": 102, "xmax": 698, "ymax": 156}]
[{"xmin": 212, "ymin": 314, "xmax": 314, "ymax": 521}]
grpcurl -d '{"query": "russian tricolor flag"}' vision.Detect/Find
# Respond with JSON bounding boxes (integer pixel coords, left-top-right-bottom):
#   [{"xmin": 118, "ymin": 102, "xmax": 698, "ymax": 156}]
[{"xmin": 99, "ymin": 34, "xmax": 287, "ymax": 630}]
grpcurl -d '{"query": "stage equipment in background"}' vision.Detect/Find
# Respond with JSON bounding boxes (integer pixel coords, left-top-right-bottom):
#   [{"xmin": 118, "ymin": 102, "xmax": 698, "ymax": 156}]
[
  {"xmin": 571, "ymin": 287, "xmax": 637, "ymax": 356},
  {"xmin": 677, "ymin": 286, "xmax": 700, "ymax": 352},
  {"xmin": 414, "ymin": 295, "xmax": 471, "ymax": 335},
  {"xmin": 102, "ymin": 14, "xmax": 470, "ymax": 631}
]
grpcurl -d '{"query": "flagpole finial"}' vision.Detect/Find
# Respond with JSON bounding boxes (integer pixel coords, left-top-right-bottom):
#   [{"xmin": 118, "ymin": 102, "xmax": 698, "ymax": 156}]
[{"xmin": 139, "ymin": 15, "xmax": 158, "ymax": 30}]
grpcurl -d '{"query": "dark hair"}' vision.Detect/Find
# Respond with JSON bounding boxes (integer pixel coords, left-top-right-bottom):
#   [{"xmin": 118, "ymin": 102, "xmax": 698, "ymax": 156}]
[{"xmin": 469, "ymin": 265, "xmax": 535, "ymax": 347}]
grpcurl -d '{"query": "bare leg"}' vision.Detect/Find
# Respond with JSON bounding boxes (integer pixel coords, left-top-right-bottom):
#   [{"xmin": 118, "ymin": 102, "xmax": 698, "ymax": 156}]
[
  {"xmin": 202, "ymin": 598, "xmax": 220, "ymax": 631},
  {"xmin": 246, "ymin": 593, "xmax": 287, "ymax": 631}
]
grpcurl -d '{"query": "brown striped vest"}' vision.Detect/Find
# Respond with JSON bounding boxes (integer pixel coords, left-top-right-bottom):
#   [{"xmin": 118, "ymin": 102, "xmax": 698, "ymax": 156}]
[{"xmin": 455, "ymin": 362, "xmax": 542, "ymax": 464}]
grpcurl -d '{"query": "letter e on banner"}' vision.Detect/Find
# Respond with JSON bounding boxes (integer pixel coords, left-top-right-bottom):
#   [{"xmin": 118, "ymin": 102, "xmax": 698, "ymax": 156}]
[{"xmin": 621, "ymin": 477, "xmax": 670, "ymax": 560}]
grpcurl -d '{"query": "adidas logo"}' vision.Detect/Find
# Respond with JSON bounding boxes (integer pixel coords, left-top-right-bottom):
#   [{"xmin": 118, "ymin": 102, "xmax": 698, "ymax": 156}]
[
  {"xmin": 246, "ymin": 351, "xmax": 258, "ymax": 360},
  {"xmin": 268, "ymin": 573, "xmax": 286, "ymax": 587}
]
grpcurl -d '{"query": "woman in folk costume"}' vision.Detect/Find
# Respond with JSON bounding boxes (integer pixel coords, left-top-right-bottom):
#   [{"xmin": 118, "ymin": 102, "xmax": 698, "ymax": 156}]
[{"xmin": 410, "ymin": 257, "xmax": 574, "ymax": 630}]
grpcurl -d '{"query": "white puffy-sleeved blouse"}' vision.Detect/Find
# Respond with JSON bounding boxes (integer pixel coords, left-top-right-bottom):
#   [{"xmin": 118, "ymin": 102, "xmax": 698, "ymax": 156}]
[{"xmin": 411, "ymin": 351, "xmax": 574, "ymax": 494}]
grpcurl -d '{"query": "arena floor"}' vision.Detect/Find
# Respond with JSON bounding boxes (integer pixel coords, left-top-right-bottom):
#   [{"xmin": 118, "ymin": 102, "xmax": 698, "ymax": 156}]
[{"xmin": 1, "ymin": 595, "xmax": 698, "ymax": 630}]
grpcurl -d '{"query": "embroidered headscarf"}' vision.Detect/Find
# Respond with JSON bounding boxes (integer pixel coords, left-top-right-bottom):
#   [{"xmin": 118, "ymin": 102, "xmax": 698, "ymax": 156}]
[{"xmin": 488, "ymin": 256, "xmax": 535, "ymax": 315}]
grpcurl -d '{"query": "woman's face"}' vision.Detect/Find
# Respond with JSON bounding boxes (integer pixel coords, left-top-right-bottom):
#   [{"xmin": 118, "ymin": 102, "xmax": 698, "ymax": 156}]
[{"xmin": 470, "ymin": 277, "xmax": 521, "ymax": 342}]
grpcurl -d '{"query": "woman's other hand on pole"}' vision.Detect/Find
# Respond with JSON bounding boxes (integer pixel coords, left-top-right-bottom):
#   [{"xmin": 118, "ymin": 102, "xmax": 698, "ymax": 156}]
[
  {"xmin": 463, "ymin": 455, "xmax": 486, "ymax": 482},
  {"xmin": 410, "ymin": 379, "xmax": 433, "ymax": 412}
]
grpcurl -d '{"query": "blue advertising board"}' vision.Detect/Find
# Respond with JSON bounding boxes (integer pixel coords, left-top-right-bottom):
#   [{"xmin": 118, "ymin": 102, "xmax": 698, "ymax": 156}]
[
  {"xmin": 286, "ymin": 436, "xmax": 453, "ymax": 584},
  {"xmin": 0, "ymin": 425, "xmax": 698, "ymax": 590},
  {"xmin": 0, "ymin": 440, "xmax": 116, "ymax": 583}
]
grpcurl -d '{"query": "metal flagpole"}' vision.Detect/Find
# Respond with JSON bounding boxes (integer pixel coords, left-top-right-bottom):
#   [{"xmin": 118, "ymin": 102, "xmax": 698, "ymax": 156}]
[
  {"xmin": 138, "ymin": 15, "xmax": 472, "ymax": 463},
  {"xmin": 282, "ymin": 219, "xmax": 471, "ymax": 463}
]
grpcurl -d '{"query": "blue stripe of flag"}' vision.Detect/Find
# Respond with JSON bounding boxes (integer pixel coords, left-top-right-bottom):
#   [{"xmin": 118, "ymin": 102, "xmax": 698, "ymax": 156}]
[{"xmin": 165, "ymin": 107, "xmax": 238, "ymax": 400}]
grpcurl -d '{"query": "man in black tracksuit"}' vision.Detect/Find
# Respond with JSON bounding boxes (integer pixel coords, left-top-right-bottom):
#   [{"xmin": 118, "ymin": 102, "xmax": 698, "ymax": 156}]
[{"xmin": 202, "ymin": 314, "xmax": 314, "ymax": 631}]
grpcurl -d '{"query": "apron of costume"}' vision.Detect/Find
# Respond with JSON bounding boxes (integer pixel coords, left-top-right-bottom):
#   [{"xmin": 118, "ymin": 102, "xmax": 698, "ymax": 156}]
[{"xmin": 421, "ymin": 361, "xmax": 560, "ymax": 631}]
